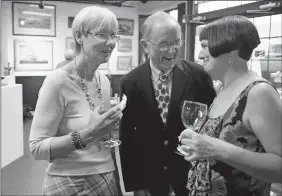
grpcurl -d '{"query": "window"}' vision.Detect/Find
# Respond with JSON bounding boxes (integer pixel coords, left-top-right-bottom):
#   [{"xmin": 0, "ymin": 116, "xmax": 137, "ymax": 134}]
[
  {"xmin": 249, "ymin": 14, "xmax": 282, "ymax": 93},
  {"xmin": 254, "ymin": 16, "xmax": 271, "ymax": 38},
  {"xmin": 196, "ymin": 1, "xmax": 258, "ymax": 14}
]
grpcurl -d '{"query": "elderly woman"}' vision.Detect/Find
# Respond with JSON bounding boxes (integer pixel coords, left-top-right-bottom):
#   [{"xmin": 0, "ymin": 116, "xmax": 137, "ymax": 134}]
[
  {"xmin": 179, "ymin": 15, "xmax": 282, "ymax": 196},
  {"xmin": 29, "ymin": 6, "xmax": 123, "ymax": 196}
]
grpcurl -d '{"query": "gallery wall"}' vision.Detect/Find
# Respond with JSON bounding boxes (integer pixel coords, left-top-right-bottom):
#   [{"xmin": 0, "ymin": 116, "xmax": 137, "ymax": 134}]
[{"xmin": 1, "ymin": 0, "xmax": 139, "ymax": 76}]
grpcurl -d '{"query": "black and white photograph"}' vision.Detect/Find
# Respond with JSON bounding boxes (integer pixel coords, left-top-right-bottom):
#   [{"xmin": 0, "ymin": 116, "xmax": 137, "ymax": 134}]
[
  {"xmin": 12, "ymin": 2, "xmax": 56, "ymax": 36},
  {"xmin": 68, "ymin": 16, "xmax": 74, "ymax": 28},
  {"xmin": 14, "ymin": 40, "xmax": 53, "ymax": 71},
  {"xmin": 1, "ymin": 1, "xmax": 282, "ymax": 196},
  {"xmin": 117, "ymin": 18, "xmax": 134, "ymax": 35},
  {"xmin": 117, "ymin": 56, "xmax": 132, "ymax": 70}
]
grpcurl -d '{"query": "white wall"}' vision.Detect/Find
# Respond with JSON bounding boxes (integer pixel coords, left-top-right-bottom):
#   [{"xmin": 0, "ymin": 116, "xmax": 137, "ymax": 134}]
[{"xmin": 1, "ymin": 1, "xmax": 139, "ymax": 76}]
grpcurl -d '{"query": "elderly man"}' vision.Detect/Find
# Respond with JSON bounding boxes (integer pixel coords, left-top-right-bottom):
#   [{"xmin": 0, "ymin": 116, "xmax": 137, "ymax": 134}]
[
  {"xmin": 119, "ymin": 11, "xmax": 216, "ymax": 196},
  {"xmin": 56, "ymin": 49, "xmax": 75, "ymax": 69}
]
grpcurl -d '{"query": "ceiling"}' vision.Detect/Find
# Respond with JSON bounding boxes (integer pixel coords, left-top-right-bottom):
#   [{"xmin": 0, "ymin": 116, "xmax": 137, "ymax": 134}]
[
  {"xmin": 51, "ymin": 0, "xmax": 184, "ymax": 14},
  {"xmin": 53, "ymin": 0, "xmax": 136, "ymax": 8}
]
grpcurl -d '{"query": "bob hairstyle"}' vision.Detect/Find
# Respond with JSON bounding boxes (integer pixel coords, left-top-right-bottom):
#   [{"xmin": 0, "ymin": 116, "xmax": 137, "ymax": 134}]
[
  {"xmin": 199, "ymin": 15, "xmax": 260, "ymax": 61},
  {"xmin": 72, "ymin": 6, "xmax": 118, "ymax": 54}
]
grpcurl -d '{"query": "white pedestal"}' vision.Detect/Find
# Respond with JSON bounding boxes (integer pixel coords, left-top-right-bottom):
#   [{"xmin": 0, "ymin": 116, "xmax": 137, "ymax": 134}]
[
  {"xmin": 1, "ymin": 84, "xmax": 24, "ymax": 168},
  {"xmin": 1, "ymin": 75, "xmax": 16, "ymax": 86}
]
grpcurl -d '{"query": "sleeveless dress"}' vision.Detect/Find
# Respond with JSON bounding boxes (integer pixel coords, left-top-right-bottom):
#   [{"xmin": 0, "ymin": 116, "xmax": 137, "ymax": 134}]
[{"xmin": 187, "ymin": 81, "xmax": 278, "ymax": 196}]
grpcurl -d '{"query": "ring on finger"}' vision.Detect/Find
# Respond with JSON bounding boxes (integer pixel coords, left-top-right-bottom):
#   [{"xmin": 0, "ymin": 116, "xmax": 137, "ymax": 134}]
[{"xmin": 183, "ymin": 145, "xmax": 192, "ymax": 152}]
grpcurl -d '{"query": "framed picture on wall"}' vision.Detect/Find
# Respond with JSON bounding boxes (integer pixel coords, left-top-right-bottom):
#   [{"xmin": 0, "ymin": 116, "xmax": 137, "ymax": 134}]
[
  {"xmin": 12, "ymin": 2, "xmax": 56, "ymax": 36},
  {"xmin": 68, "ymin": 17, "xmax": 74, "ymax": 28},
  {"xmin": 117, "ymin": 56, "xmax": 132, "ymax": 70},
  {"xmin": 65, "ymin": 37, "xmax": 75, "ymax": 51},
  {"xmin": 117, "ymin": 18, "xmax": 134, "ymax": 35},
  {"xmin": 118, "ymin": 38, "xmax": 132, "ymax": 52},
  {"xmin": 14, "ymin": 40, "xmax": 53, "ymax": 71}
]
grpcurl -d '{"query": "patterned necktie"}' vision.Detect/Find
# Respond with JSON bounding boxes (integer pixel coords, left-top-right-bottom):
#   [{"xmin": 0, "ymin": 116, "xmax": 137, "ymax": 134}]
[{"xmin": 155, "ymin": 71, "xmax": 170, "ymax": 124}]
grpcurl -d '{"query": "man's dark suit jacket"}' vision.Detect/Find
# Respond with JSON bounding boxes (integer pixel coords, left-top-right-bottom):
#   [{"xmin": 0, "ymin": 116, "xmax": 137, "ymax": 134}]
[{"xmin": 119, "ymin": 58, "xmax": 216, "ymax": 193}]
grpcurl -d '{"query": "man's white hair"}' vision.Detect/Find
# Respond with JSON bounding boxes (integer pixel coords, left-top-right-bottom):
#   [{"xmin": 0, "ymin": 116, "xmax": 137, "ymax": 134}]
[
  {"xmin": 72, "ymin": 6, "xmax": 118, "ymax": 54},
  {"xmin": 142, "ymin": 11, "xmax": 182, "ymax": 40}
]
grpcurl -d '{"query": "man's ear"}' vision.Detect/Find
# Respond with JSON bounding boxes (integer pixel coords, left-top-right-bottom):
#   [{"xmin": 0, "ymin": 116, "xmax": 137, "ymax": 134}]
[{"xmin": 140, "ymin": 39, "xmax": 149, "ymax": 54}]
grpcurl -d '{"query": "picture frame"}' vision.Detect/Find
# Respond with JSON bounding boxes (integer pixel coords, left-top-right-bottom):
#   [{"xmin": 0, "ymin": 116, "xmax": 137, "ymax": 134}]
[
  {"xmin": 117, "ymin": 56, "xmax": 132, "ymax": 70},
  {"xmin": 65, "ymin": 37, "xmax": 75, "ymax": 51},
  {"xmin": 68, "ymin": 16, "xmax": 74, "ymax": 28},
  {"xmin": 118, "ymin": 38, "xmax": 132, "ymax": 52},
  {"xmin": 117, "ymin": 18, "xmax": 134, "ymax": 35},
  {"xmin": 12, "ymin": 2, "xmax": 56, "ymax": 36},
  {"xmin": 14, "ymin": 40, "xmax": 53, "ymax": 71}
]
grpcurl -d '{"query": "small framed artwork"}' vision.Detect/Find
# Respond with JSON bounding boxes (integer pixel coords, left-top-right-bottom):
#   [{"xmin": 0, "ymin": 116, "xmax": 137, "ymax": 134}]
[
  {"xmin": 65, "ymin": 37, "xmax": 75, "ymax": 51},
  {"xmin": 117, "ymin": 56, "xmax": 132, "ymax": 70},
  {"xmin": 68, "ymin": 17, "xmax": 74, "ymax": 28},
  {"xmin": 118, "ymin": 38, "xmax": 132, "ymax": 52},
  {"xmin": 117, "ymin": 18, "xmax": 134, "ymax": 35},
  {"xmin": 12, "ymin": 2, "xmax": 56, "ymax": 36},
  {"xmin": 98, "ymin": 62, "xmax": 109, "ymax": 70},
  {"xmin": 14, "ymin": 40, "xmax": 53, "ymax": 71}
]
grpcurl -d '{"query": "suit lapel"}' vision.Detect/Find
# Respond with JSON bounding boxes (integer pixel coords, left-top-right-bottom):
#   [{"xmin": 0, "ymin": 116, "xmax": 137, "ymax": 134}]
[
  {"xmin": 165, "ymin": 60, "xmax": 193, "ymax": 128},
  {"xmin": 138, "ymin": 60, "xmax": 164, "ymax": 125},
  {"xmin": 137, "ymin": 59, "xmax": 194, "ymax": 129}
]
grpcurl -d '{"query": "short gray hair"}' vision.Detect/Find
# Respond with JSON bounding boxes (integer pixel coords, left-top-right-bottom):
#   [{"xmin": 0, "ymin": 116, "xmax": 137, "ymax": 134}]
[
  {"xmin": 142, "ymin": 11, "xmax": 181, "ymax": 40},
  {"xmin": 72, "ymin": 6, "xmax": 118, "ymax": 54}
]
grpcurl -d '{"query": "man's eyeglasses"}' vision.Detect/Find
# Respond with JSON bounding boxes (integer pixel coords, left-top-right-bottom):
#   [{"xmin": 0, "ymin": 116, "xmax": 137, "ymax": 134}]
[
  {"xmin": 88, "ymin": 32, "xmax": 120, "ymax": 43},
  {"xmin": 146, "ymin": 39, "xmax": 184, "ymax": 52}
]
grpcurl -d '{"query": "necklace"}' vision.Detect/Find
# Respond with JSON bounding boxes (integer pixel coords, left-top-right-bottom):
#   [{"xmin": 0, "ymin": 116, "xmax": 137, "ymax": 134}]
[{"xmin": 74, "ymin": 58, "xmax": 103, "ymax": 110}]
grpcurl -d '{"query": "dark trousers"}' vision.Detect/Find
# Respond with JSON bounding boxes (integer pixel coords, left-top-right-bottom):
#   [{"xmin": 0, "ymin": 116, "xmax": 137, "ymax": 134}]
[{"xmin": 148, "ymin": 170, "xmax": 189, "ymax": 196}]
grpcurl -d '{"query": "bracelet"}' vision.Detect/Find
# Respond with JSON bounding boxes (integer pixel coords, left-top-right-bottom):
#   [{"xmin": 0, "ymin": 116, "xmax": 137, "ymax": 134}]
[{"xmin": 70, "ymin": 131, "xmax": 86, "ymax": 150}]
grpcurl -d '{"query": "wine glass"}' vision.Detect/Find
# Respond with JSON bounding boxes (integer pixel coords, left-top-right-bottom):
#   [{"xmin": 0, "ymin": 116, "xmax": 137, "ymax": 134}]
[
  {"xmin": 175, "ymin": 100, "xmax": 207, "ymax": 156},
  {"xmin": 99, "ymin": 99, "xmax": 122, "ymax": 148}
]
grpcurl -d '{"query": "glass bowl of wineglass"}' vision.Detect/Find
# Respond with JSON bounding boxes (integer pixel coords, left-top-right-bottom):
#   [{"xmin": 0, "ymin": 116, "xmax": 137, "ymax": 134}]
[
  {"xmin": 99, "ymin": 100, "xmax": 122, "ymax": 148},
  {"xmin": 175, "ymin": 100, "xmax": 207, "ymax": 156}
]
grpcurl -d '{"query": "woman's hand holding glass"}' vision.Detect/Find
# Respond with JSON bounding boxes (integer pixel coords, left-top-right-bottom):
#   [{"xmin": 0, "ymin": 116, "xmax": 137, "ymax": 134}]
[
  {"xmin": 88, "ymin": 104, "xmax": 123, "ymax": 143},
  {"xmin": 178, "ymin": 129, "xmax": 224, "ymax": 162},
  {"xmin": 100, "ymin": 99, "xmax": 122, "ymax": 148},
  {"xmin": 176, "ymin": 100, "xmax": 207, "ymax": 156}
]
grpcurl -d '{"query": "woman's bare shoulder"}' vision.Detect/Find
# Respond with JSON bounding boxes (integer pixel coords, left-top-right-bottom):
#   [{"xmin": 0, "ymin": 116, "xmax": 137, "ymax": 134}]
[{"xmin": 247, "ymin": 77, "xmax": 280, "ymax": 107}]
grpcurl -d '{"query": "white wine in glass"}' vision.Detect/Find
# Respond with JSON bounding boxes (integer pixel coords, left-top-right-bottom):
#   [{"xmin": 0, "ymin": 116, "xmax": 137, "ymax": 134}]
[
  {"xmin": 181, "ymin": 101, "xmax": 207, "ymax": 130},
  {"xmin": 176, "ymin": 100, "xmax": 207, "ymax": 156},
  {"xmin": 99, "ymin": 100, "xmax": 122, "ymax": 148}
]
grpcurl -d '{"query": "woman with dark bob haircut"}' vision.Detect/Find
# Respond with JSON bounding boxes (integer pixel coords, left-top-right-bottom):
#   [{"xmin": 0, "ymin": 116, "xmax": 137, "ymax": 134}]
[{"xmin": 179, "ymin": 15, "xmax": 282, "ymax": 196}]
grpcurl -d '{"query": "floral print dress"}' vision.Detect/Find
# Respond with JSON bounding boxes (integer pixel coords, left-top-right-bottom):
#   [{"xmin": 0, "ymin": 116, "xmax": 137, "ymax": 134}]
[{"xmin": 187, "ymin": 81, "xmax": 277, "ymax": 196}]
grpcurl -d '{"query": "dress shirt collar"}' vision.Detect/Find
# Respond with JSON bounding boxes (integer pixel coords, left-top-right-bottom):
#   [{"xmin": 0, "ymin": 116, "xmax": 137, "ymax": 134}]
[{"xmin": 149, "ymin": 58, "xmax": 174, "ymax": 82}]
